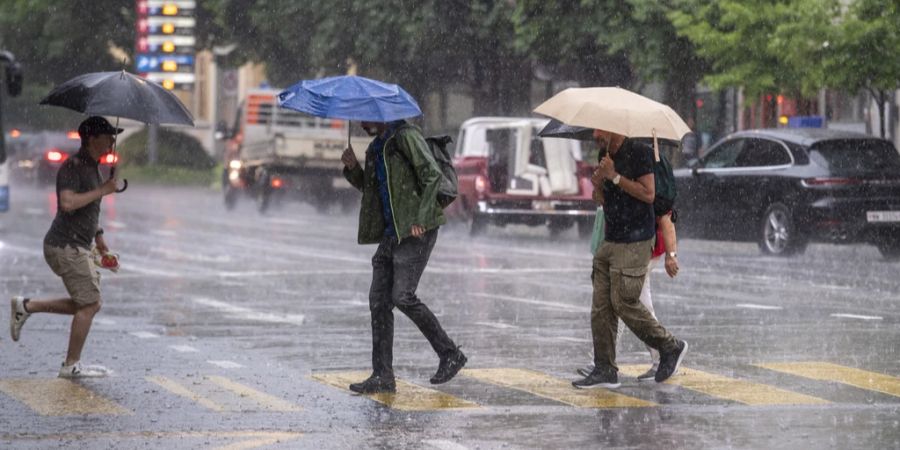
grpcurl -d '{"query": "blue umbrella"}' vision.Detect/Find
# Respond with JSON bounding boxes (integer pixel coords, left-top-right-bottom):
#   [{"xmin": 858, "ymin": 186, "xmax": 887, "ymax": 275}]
[{"xmin": 277, "ymin": 75, "xmax": 422, "ymax": 123}]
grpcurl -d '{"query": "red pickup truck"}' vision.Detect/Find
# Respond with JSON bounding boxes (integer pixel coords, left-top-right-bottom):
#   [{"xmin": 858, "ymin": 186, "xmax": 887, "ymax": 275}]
[{"xmin": 445, "ymin": 117, "xmax": 597, "ymax": 237}]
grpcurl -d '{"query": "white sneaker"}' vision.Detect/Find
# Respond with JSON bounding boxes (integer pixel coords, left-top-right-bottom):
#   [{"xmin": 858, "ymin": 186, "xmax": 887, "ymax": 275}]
[
  {"xmin": 58, "ymin": 362, "xmax": 109, "ymax": 378},
  {"xmin": 10, "ymin": 296, "xmax": 30, "ymax": 342}
]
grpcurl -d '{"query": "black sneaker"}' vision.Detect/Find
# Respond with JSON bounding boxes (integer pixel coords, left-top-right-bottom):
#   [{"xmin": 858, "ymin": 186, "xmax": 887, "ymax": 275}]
[
  {"xmin": 576, "ymin": 364, "xmax": 595, "ymax": 378},
  {"xmin": 430, "ymin": 348, "xmax": 467, "ymax": 384},
  {"xmin": 349, "ymin": 375, "xmax": 396, "ymax": 394},
  {"xmin": 655, "ymin": 340, "xmax": 688, "ymax": 383},
  {"xmin": 572, "ymin": 369, "xmax": 620, "ymax": 389}
]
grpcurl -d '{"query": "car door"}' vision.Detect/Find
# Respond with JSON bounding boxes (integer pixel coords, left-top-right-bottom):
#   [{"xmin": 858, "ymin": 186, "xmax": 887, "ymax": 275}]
[
  {"xmin": 680, "ymin": 138, "xmax": 746, "ymax": 236},
  {"xmin": 731, "ymin": 138, "xmax": 794, "ymax": 229}
]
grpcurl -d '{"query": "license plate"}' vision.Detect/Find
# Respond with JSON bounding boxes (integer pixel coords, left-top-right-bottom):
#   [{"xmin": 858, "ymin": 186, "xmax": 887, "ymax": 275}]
[
  {"xmin": 533, "ymin": 200, "xmax": 554, "ymax": 211},
  {"xmin": 866, "ymin": 211, "xmax": 900, "ymax": 223}
]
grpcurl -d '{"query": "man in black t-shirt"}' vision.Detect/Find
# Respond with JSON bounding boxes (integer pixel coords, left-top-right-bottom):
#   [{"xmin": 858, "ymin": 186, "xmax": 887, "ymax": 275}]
[
  {"xmin": 572, "ymin": 129, "xmax": 688, "ymax": 389},
  {"xmin": 10, "ymin": 116, "xmax": 120, "ymax": 378}
]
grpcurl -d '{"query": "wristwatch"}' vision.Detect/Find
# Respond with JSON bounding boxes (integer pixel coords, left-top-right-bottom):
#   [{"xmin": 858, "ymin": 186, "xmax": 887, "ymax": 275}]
[
  {"xmin": 667, "ymin": 251, "xmax": 677, "ymax": 258},
  {"xmin": 612, "ymin": 174, "xmax": 622, "ymax": 185},
  {"xmin": 95, "ymin": 228, "xmax": 104, "ymax": 236}
]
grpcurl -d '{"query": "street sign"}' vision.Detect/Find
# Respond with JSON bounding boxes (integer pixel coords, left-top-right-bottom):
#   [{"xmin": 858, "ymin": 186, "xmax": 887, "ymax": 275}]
[
  {"xmin": 136, "ymin": 54, "xmax": 195, "ymax": 72},
  {"xmin": 135, "ymin": 0, "xmax": 195, "ymax": 91}
]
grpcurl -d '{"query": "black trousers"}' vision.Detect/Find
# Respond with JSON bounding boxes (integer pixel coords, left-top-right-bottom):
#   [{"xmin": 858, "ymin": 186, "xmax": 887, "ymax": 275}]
[{"xmin": 368, "ymin": 228, "xmax": 456, "ymax": 377}]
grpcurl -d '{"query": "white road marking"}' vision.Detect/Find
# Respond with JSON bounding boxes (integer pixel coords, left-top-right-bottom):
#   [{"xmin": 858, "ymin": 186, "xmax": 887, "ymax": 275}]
[
  {"xmin": 207, "ymin": 360, "xmax": 244, "ymax": 369},
  {"xmin": 555, "ymin": 336, "xmax": 592, "ymax": 343},
  {"xmin": 193, "ymin": 297, "xmax": 306, "ymax": 326},
  {"xmin": 151, "ymin": 230, "xmax": 177, "ymax": 237},
  {"xmin": 107, "ymin": 221, "xmax": 128, "ymax": 229},
  {"xmin": 169, "ymin": 345, "xmax": 199, "ymax": 353},
  {"xmin": 471, "ymin": 293, "xmax": 586, "ymax": 313},
  {"xmin": 736, "ymin": 303, "xmax": 784, "ymax": 310},
  {"xmin": 94, "ymin": 318, "xmax": 117, "ymax": 325},
  {"xmin": 830, "ymin": 313, "xmax": 883, "ymax": 321},
  {"xmin": 475, "ymin": 321, "xmax": 519, "ymax": 329},
  {"xmin": 423, "ymin": 440, "xmax": 469, "ymax": 450},
  {"xmin": 130, "ymin": 331, "xmax": 160, "ymax": 339}
]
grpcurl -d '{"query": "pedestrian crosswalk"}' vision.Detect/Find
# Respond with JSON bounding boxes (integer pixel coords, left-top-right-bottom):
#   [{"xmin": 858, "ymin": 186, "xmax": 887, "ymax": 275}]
[{"xmin": 0, "ymin": 362, "xmax": 897, "ymax": 416}]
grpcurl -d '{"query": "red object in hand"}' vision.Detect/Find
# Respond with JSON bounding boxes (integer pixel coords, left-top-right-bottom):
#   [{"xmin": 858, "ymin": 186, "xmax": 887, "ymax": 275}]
[{"xmin": 100, "ymin": 254, "xmax": 119, "ymax": 269}]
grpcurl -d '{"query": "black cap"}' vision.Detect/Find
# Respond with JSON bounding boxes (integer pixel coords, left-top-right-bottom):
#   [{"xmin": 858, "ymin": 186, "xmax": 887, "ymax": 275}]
[{"xmin": 78, "ymin": 116, "xmax": 123, "ymax": 138}]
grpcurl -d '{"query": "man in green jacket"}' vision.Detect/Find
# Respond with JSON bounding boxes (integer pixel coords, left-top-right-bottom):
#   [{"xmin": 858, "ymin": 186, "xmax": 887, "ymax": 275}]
[{"xmin": 341, "ymin": 119, "xmax": 466, "ymax": 394}]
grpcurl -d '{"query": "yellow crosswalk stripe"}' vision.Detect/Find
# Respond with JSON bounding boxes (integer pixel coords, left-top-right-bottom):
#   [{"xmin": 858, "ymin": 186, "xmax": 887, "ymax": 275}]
[
  {"xmin": 205, "ymin": 375, "xmax": 302, "ymax": 412},
  {"xmin": 618, "ymin": 365, "xmax": 829, "ymax": 405},
  {"xmin": 462, "ymin": 368, "xmax": 655, "ymax": 408},
  {"xmin": 146, "ymin": 376, "xmax": 227, "ymax": 412},
  {"xmin": 0, "ymin": 379, "xmax": 130, "ymax": 416},
  {"xmin": 757, "ymin": 362, "xmax": 900, "ymax": 398},
  {"xmin": 310, "ymin": 371, "xmax": 478, "ymax": 411},
  {"xmin": 146, "ymin": 376, "xmax": 301, "ymax": 412}
]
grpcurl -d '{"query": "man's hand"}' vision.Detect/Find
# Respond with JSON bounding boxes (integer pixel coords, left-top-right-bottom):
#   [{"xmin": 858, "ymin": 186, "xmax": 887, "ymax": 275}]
[
  {"xmin": 100, "ymin": 176, "xmax": 118, "ymax": 196},
  {"xmin": 410, "ymin": 225, "xmax": 425, "ymax": 238},
  {"xmin": 341, "ymin": 146, "xmax": 358, "ymax": 169},
  {"xmin": 95, "ymin": 235, "xmax": 109, "ymax": 255},
  {"xmin": 664, "ymin": 254, "xmax": 679, "ymax": 278},
  {"xmin": 597, "ymin": 155, "xmax": 617, "ymax": 180}
]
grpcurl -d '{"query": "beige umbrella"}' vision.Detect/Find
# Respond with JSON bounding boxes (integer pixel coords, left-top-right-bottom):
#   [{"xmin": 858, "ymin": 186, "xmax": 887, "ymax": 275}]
[{"xmin": 533, "ymin": 87, "xmax": 691, "ymax": 141}]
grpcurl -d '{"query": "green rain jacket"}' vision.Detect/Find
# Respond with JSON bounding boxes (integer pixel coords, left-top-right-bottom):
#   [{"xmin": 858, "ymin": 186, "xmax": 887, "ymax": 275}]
[{"xmin": 343, "ymin": 122, "xmax": 446, "ymax": 244}]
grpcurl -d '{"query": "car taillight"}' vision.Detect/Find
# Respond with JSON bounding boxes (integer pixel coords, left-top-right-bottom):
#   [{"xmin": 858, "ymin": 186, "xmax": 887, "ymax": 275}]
[
  {"xmin": 801, "ymin": 177, "xmax": 861, "ymax": 187},
  {"xmin": 101, "ymin": 153, "xmax": 118, "ymax": 165},
  {"xmin": 270, "ymin": 177, "xmax": 283, "ymax": 188},
  {"xmin": 475, "ymin": 175, "xmax": 487, "ymax": 194},
  {"xmin": 46, "ymin": 149, "xmax": 68, "ymax": 162}
]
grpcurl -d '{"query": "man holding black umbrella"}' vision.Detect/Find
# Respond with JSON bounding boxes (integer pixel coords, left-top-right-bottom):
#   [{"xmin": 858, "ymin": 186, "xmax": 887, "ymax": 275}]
[
  {"xmin": 10, "ymin": 116, "xmax": 120, "ymax": 378},
  {"xmin": 340, "ymin": 120, "xmax": 466, "ymax": 394}
]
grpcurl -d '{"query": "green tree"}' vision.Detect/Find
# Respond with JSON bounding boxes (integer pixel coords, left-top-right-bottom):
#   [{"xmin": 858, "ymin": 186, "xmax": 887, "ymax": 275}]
[
  {"xmin": 512, "ymin": 0, "xmax": 705, "ymax": 120},
  {"xmin": 0, "ymin": 0, "xmax": 134, "ymax": 86},
  {"xmin": 821, "ymin": 0, "xmax": 900, "ymax": 137}
]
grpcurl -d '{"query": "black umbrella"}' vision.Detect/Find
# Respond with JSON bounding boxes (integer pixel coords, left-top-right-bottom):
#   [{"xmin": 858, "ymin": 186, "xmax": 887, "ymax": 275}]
[
  {"xmin": 40, "ymin": 71, "xmax": 194, "ymax": 125},
  {"xmin": 537, "ymin": 118, "xmax": 596, "ymax": 141},
  {"xmin": 40, "ymin": 70, "xmax": 195, "ymax": 192}
]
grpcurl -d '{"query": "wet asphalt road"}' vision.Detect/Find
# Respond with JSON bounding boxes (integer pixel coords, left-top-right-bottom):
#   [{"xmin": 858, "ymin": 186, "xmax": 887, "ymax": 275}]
[{"xmin": 1, "ymin": 183, "xmax": 899, "ymax": 450}]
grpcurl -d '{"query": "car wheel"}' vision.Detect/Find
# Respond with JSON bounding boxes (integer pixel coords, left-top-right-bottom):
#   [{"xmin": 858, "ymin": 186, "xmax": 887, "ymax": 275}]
[
  {"xmin": 758, "ymin": 203, "xmax": 807, "ymax": 256},
  {"xmin": 469, "ymin": 214, "xmax": 487, "ymax": 236},
  {"xmin": 876, "ymin": 238, "xmax": 900, "ymax": 261}
]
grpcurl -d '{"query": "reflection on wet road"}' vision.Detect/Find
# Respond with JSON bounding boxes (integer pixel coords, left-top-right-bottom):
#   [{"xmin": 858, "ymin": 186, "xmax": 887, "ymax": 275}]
[{"xmin": 1, "ymin": 185, "xmax": 898, "ymax": 449}]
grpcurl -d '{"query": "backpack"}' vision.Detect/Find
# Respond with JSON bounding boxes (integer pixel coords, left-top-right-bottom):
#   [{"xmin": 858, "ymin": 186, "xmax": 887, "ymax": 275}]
[
  {"xmin": 424, "ymin": 135, "xmax": 458, "ymax": 208},
  {"xmin": 652, "ymin": 139, "xmax": 677, "ymax": 217}
]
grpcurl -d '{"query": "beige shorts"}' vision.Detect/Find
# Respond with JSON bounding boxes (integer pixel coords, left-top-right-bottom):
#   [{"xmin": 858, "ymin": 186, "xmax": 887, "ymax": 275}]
[{"xmin": 43, "ymin": 245, "xmax": 101, "ymax": 306}]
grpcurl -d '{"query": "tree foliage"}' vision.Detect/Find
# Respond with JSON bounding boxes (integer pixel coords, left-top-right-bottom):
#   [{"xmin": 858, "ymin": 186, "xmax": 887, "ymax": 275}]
[{"xmin": 0, "ymin": 0, "xmax": 134, "ymax": 86}]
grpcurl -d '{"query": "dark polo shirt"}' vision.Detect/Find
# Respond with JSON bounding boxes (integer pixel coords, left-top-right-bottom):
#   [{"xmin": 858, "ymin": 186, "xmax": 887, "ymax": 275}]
[
  {"xmin": 603, "ymin": 139, "xmax": 656, "ymax": 243},
  {"xmin": 44, "ymin": 148, "xmax": 102, "ymax": 249}
]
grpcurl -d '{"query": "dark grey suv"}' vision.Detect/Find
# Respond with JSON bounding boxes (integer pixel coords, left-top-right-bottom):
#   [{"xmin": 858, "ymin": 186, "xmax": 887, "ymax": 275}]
[{"xmin": 676, "ymin": 128, "xmax": 900, "ymax": 259}]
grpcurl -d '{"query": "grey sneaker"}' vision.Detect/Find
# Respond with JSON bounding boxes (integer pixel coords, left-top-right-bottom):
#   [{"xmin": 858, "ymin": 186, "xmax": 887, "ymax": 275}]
[
  {"xmin": 58, "ymin": 362, "xmax": 109, "ymax": 379},
  {"xmin": 636, "ymin": 367, "xmax": 657, "ymax": 382},
  {"xmin": 10, "ymin": 296, "xmax": 31, "ymax": 342}
]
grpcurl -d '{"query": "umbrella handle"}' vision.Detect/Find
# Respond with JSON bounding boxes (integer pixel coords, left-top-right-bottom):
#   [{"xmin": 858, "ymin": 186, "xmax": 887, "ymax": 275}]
[{"xmin": 108, "ymin": 165, "xmax": 128, "ymax": 193}]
